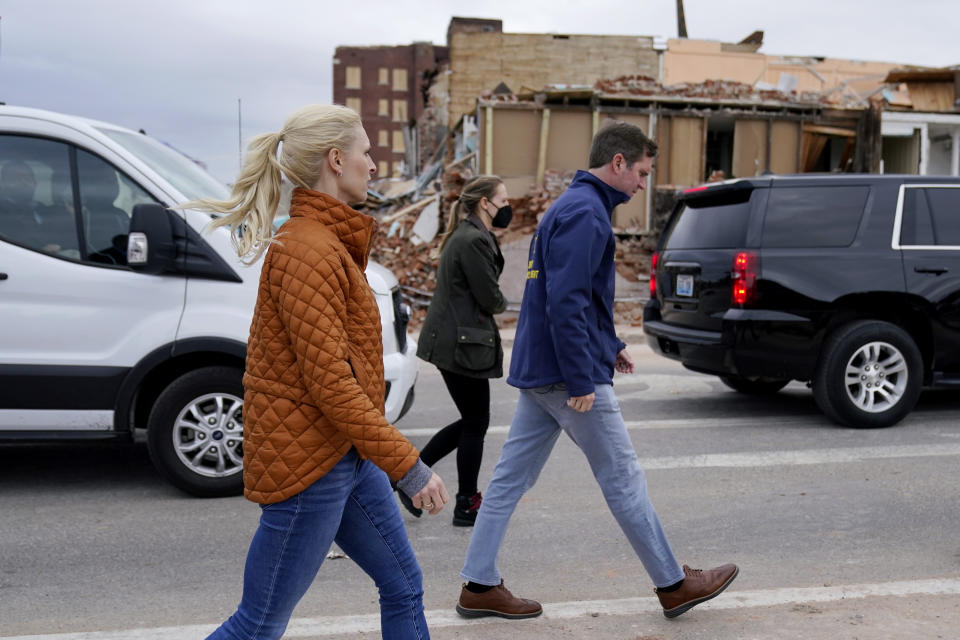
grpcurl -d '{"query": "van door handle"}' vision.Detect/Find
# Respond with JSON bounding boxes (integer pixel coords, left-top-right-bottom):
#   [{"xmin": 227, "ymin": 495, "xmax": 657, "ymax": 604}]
[
  {"xmin": 0, "ymin": 272, "xmax": 8, "ymax": 280},
  {"xmin": 914, "ymin": 266, "xmax": 948, "ymax": 275}
]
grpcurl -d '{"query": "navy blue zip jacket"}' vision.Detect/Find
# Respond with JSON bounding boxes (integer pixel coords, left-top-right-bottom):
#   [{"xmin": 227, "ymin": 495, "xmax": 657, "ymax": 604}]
[{"xmin": 507, "ymin": 170, "xmax": 629, "ymax": 396}]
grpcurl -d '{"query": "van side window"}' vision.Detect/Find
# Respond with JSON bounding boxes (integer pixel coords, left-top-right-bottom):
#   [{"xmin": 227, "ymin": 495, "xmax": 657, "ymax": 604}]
[
  {"xmin": 0, "ymin": 135, "xmax": 80, "ymax": 257},
  {"xmin": 762, "ymin": 186, "xmax": 869, "ymax": 248},
  {"xmin": 76, "ymin": 150, "xmax": 156, "ymax": 265}
]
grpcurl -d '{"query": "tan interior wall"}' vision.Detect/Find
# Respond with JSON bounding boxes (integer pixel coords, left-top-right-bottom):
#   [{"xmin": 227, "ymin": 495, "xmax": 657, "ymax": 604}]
[
  {"xmin": 656, "ymin": 115, "xmax": 672, "ymax": 186},
  {"xmin": 733, "ymin": 120, "xmax": 769, "ymax": 178},
  {"xmin": 906, "ymin": 82, "xmax": 956, "ymax": 112},
  {"xmin": 598, "ymin": 113, "xmax": 652, "ymax": 228},
  {"xmin": 546, "ymin": 111, "xmax": 593, "ymax": 170},
  {"xmin": 769, "ymin": 121, "xmax": 800, "ymax": 174},
  {"xmin": 602, "ymin": 113, "xmax": 651, "ymax": 134},
  {"xmin": 489, "ymin": 109, "xmax": 541, "ymax": 177},
  {"xmin": 667, "ymin": 116, "xmax": 705, "ymax": 187},
  {"xmin": 502, "ymin": 176, "xmax": 536, "ymax": 199}
]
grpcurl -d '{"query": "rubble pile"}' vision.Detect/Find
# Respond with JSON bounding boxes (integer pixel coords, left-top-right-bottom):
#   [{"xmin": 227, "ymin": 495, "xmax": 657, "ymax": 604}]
[
  {"xmin": 366, "ymin": 161, "xmax": 656, "ymax": 330},
  {"xmin": 498, "ymin": 169, "xmax": 576, "ymax": 243},
  {"xmin": 365, "ymin": 159, "xmax": 477, "ymax": 327},
  {"xmin": 614, "ymin": 235, "xmax": 651, "ymax": 284},
  {"xmin": 597, "ymin": 74, "xmax": 799, "ymax": 102}
]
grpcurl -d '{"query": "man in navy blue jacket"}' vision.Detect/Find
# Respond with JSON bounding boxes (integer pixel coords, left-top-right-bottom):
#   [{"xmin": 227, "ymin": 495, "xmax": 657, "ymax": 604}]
[{"xmin": 455, "ymin": 123, "xmax": 738, "ymax": 621}]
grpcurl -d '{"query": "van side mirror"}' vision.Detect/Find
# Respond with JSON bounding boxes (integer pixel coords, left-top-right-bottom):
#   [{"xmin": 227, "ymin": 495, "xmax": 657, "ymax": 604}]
[
  {"xmin": 126, "ymin": 204, "xmax": 241, "ymax": 282},
  {"xmin": 127, "ymin": 203, "xmax": 177, "ymax": 274}
]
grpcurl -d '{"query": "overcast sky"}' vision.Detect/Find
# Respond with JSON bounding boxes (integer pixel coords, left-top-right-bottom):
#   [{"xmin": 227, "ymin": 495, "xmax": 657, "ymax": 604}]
[{"xmin": 2, "ymin": 0, "xmax": 956, "ymax": 183}]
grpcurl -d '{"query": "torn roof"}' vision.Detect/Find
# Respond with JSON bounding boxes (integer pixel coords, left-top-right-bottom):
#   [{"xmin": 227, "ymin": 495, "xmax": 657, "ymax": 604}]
[
  {"xmin": 884, "ymin": 65, "xmax": 960, "ymax": 83},
  {"xmin": 492, "ymin": 75, "xmax": 868, "ymax": 110},
  {"xmin": 879, "ymin": 65, "xmax": 960, "ymax": 112}
]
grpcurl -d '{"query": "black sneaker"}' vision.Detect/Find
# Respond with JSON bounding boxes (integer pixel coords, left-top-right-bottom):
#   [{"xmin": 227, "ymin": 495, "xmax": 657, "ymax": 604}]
[
  {"xmin": 453, "ymin": 492, "xmax": 482, "ymax": 527},
  {"xmin": 392, "ymin": 482, "xmax": 422, "ymax": 518}
]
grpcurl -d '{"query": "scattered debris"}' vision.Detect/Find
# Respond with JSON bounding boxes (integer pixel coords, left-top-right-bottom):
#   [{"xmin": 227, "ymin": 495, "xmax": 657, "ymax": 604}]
[
  {"xmin": 409, "ymin": 196, "xmax": 441, "ymax": 245},
  {"xmin": 368, "ymin": 161, "xmax": 652, "ymax": 329}
]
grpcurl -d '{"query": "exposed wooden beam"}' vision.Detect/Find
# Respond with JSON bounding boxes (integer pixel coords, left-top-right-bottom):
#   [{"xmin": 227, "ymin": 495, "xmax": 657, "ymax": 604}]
[
  {"xmin": 803, "ymin": 124, "xmax": 857, "ymax": 138},
  {"xmin": 484, "ymin": 106, "xmax": 494, "ymax": 174},
  {"xmin": 536, "ymin": 108, "xmax": 551, "ymax": 186}
]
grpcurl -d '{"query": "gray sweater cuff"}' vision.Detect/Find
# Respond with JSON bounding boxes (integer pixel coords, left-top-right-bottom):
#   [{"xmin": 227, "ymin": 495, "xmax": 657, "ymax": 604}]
[{"xmin": 396, "ymin": 459, "xmax": 432, "ymax": 498}]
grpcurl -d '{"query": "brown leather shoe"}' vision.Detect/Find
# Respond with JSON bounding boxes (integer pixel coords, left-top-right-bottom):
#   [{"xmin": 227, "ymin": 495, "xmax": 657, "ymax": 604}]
[
  {"xmin": 656, "ymin": 564, "xmax": 739, "ymax": 619},
  {"xmin": 456, "ymin": 580, "xmax": 543, "ymax": 619}
]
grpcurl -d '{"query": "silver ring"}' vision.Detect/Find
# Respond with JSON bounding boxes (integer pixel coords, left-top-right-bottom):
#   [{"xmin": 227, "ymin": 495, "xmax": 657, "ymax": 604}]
[{"xmin": 423, "ymin": 503, "xmax": 433, "ymax": 509}]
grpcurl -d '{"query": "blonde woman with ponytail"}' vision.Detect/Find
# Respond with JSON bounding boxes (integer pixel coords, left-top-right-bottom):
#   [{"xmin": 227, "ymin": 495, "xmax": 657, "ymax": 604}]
[
  {"xmin": 410, "ymin": 175, "xmax": 511, "ymax": 527},
  {"xmin": 199, "ymin": 104, "xmax": 448, "ymax": 640}
]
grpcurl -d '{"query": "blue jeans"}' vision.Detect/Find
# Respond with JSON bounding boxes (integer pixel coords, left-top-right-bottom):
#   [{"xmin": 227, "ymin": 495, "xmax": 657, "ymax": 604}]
[
  {"xmin": 208, "ymin": 449, "xmax": 429, "ymax": 640},
  {"xmin": 460, "ymin": 384, "xmax": 685, "ymax": 588}
]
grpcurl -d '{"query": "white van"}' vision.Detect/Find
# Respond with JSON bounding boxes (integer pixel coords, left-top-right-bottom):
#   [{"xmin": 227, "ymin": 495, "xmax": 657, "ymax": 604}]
[{"xmin": 0, "ymin": 106, "xmax": 418, "ymax": 496}]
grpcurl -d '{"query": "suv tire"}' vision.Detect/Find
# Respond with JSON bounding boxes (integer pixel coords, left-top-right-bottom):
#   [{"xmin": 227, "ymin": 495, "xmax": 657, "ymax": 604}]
[
  {"xmin": 813, "ymin": 321, "xmax": 922, "ymax": 429},
  {"xmin": 146, "ymin": 366, "xmax": 245, "ymax": 497},
  {"xmin": 720, "ymin": 375, "xmax": 790, "ymax": 395}
]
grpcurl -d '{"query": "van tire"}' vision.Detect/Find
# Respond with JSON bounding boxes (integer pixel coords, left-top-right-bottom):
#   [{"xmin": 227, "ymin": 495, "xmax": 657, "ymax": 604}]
[
  {"xmin": 146, "ymin": 366, "xmax": 245, "ymax": 497},
  {"xmin": 813, "ymin": 321, "xmax": 922, "ymax": 429}
]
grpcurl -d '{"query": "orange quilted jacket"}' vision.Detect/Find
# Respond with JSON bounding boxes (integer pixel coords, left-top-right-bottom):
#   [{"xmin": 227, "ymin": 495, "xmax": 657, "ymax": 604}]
[{"xmin": 241, "ymin": 188, "xmax": 420, "ymax": 503}]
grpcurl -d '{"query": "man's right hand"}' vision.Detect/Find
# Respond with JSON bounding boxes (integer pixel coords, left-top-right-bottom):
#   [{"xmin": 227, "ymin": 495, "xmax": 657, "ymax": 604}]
[
  {"xmin": 567, "ymin": 392, "xmax": 595, "ymax": 413},
  {"xmin": 412, "ymin": 472, "xmax": 449, "ymax": 515}
]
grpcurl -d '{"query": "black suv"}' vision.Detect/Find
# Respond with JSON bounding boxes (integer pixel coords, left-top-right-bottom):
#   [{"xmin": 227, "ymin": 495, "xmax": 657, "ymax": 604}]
[{"xmin": 644, "ymin": 174, "xmax": 960, "ymax": 428}]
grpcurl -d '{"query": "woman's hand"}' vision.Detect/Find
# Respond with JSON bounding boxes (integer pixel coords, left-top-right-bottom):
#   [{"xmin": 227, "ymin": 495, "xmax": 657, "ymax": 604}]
[{"xmin": 412, "ymin": 472, "xmax": 450, "ymax": 515}]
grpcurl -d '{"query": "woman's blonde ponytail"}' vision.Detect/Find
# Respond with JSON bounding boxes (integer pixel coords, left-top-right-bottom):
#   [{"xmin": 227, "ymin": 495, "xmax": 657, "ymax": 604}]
[{"xmin": 182, "ymin": 104, "xmax": 362, "ymax": 263}]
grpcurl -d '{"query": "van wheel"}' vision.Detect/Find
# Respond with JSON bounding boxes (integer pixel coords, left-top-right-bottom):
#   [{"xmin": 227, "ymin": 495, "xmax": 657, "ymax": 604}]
[
  {"xmin": 720, "ymin": 375, "xmax": 790, "ymax": 395},
  {"xmin": 146, "ymin": 366, "xmax": 244, "ymax": 497},
  {"xmin": 813, "ymin": 321, "xmax": 922, "ymax": 429}
]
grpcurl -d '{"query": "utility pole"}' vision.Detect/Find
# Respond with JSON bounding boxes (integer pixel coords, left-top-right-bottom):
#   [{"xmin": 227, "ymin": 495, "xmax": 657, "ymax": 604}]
[{"xmin": 676, "ymin": 0, "xmax": 688, "ymax": 38}]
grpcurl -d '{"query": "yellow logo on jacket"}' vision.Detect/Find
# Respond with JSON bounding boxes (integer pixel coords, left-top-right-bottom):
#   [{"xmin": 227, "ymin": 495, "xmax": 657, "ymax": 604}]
[{"xmin": 526, "ymin": 260, "xmax": 539, "ymax": 279}]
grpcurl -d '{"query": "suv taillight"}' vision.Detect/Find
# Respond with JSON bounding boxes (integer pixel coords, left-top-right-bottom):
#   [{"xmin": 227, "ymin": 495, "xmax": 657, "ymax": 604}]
[
  {"xmin": 650, "ymin": 251, "xmax": 659, "ymax": 298},
  {"xmin": 732, "ymin": 251, "xmax": 758, "ymax": 306}
]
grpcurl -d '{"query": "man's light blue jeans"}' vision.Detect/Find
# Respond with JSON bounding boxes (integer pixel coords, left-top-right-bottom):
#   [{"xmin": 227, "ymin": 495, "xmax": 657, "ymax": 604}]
[
  {"xmin": 460, "ymin": 383, "xmax": 685, "ymax": 588},
  {"xmin": 208, "ymin": 449, "xmax": 429, "ymax": 640}
]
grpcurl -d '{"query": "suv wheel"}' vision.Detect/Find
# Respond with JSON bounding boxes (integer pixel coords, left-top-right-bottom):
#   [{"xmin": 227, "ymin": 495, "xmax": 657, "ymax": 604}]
[
  {"xmin": 813, "ymin": 321, "xmax": 922, "ymax": 428},
  {"xmin": 720, "ymin": 375, "xmax": 790, "ymax": 395},
  {"xmin": 146, "ymin": 366, "xmax": 244, "ymax": 497}
]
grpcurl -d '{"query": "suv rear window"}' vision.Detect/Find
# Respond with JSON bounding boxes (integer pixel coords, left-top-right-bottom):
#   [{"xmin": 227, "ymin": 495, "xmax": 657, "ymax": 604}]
[
  {"xmin": 664, "ymin": 192, "xmax": 752, "ymax": 249},
  {"xmin": 762, "ymin": 185, "xmax": 869, "ymax": 248}
]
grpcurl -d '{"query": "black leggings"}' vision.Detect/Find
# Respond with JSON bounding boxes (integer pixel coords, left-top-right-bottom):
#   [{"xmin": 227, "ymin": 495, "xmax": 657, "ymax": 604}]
[{"xmin": 418, "ymin": 369, "xmax": 490, "ymax": 496}]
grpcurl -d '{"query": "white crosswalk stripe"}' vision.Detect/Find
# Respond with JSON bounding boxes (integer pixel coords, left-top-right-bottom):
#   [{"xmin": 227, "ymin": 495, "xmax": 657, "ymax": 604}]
[{"xmin": 6, "ymin": 578, "xmax": 959, "ymax": 639}]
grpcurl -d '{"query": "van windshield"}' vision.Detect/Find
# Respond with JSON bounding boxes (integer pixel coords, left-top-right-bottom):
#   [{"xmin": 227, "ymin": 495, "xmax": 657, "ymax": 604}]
[{"xmin": 96, "ymin": 128, "xmax": 230, "ymax": 204}]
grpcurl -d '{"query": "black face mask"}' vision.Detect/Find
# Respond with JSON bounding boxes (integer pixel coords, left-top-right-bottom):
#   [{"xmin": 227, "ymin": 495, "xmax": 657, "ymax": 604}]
[{"xmin": 490, "ymin": 204, "xmax": 513, "ymax": 229}]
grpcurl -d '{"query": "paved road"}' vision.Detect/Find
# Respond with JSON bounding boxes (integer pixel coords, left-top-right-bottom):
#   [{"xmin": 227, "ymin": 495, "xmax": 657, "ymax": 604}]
[{"xmin": 1, "ymin": 343, "xmax": 959, "ymax": 639}]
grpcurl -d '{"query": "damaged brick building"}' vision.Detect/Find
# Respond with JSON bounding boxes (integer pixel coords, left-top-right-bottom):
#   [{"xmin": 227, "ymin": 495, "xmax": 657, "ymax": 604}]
[
  {"xmin": 332, "ymin": 42, "xmax": 449, "ymax": 178},
  {"xmin": 333, "ymin": 17, "xmax": 958, "ymax": 321}
]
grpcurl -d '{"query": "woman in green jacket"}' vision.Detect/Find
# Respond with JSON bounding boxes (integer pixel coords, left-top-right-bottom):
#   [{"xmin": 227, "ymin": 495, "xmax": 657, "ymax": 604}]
[{"xmin": 410, "ymin": 175, "xmax": 512, "ymax": 526}]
